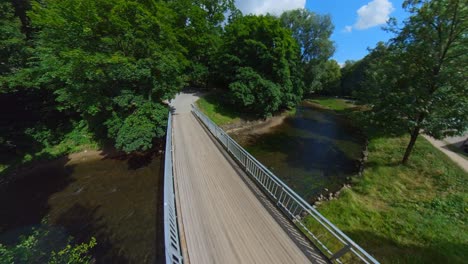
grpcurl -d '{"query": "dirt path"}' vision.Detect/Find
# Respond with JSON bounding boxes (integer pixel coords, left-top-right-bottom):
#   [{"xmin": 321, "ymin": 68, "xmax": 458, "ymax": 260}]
[{"xmin": 423, "ymin": 135, "xmax": 468, "ymax": 172}]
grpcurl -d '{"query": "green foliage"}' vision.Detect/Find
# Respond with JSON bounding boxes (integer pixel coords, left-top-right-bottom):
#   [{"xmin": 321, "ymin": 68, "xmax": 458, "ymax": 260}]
[
  {"xmin": 49, "ymin": 238, "xmax": 96, "ymax": 264},
  {"xmin": 109, "ymin": 102, "xmax": 167, "ymax": 153},
  {"xmin": 22, "ymin": 0, "xmax": 187, "ymax": 152},
  {"xmin": 196, "ymin": 94, "xmax": 243, "ymax": 126},
  {"xmin": 308, "ymin": 97, "xmax": 468, "ymax": 263},
  {"xmin": 0, "ymin": 228, "xmax": 96, "ymax": 264},
  {"xmin": 0, "ymin": 0, "xmax": 27, "ymax": 80},
  {"xmin": 218, "ymin": 15, "xmax": 303, "ymax": 117},
  {"xmin": 337, "ymin": 42, "xmax": 387, "ymax": 97},
  {"xmin": 308, "ymin": 97, "xmax": 353, "ymax": 111},
  {"xmin": 319, "ymin": 60, "xmax": 341, "ymax": 94},
  {"xmin": 358, "ymin": 0, "xmax": 467, "ymax": 162},
  {"xmin": 319, "ymin": 134, "xmax": 468, "ymax": 264},
  {"xmin": 169, "ymin": 0, "xmax": 237, "ymax": 87},
  {"xmin": 280, "ymin": 9, "xmax": 335, "ymax": 62},
  {"xmin": 280, "ymin": 9, "xmax": 335, "ymax": 93},
  {"xmin": 229, "ymin": 67, "xmax": 281, "ymax": 117}
]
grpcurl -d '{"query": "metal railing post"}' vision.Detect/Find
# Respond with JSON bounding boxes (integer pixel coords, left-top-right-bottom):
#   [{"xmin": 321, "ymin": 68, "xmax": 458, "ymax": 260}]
[
  {"xmin": 163, "ymin": 112, "xmax": 183, "ymax": 264},
  {"xmin": 191, "ymin": 104, "xmax": 379, "ymax": 264}
]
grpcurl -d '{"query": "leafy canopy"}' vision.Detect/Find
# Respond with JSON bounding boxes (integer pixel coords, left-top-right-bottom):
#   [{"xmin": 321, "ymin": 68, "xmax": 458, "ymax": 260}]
[
  {"xmin": 218, "ymin": 15, "xmax": 303, "ymax": 117},
  {"xmin": 27, "ymin": 0, "xmax": 188, "ymax": 152},
  {"xmin": 359, "ymin": 0, "xmax": 468, "ymax": 163},
  {"xmin": 280, "ymin": 9, "xmax": 335, "ymax": 93}
]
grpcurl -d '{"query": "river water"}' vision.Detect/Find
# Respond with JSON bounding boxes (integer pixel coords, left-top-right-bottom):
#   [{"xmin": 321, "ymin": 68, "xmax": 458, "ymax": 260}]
[
  {"xmin": 0, "ymin": 150, "xmax": 163, "ymax": 263},
  {"xmin": 231, "ymin": 101, "xmax": 365, "ymax": 203}
]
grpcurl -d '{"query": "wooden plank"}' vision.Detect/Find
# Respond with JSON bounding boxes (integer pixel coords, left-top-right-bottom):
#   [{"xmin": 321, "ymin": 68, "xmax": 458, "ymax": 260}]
[{"xmin": 171, "ymin": 93, "xmax": 328, "ymax": 264}]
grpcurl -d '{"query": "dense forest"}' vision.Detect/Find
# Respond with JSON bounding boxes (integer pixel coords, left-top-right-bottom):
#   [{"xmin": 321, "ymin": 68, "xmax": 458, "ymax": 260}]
[
  {"xmin": 1, "ymin": 0, "xmax": 466, "ymax": 173},
  {"xmin": 0, "ymin": 0, "xmax": 337, "ymax": 164}
]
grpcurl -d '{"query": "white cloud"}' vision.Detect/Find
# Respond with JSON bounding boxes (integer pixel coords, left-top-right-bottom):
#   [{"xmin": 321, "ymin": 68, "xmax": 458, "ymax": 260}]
[
  {"xmin": 235, "ymin": 0, "xmax": 306, "ymax": 16},
  {"xmin": 343, "ymin": 25, "xmax": 353, "ymax": 33},
  {"xmin": 344, "ymin": 0, "xmax": 394, "ymax": 32},
  {"xmin": 355, "ymin": 0, "xmax": 394, "ymax": 29}
]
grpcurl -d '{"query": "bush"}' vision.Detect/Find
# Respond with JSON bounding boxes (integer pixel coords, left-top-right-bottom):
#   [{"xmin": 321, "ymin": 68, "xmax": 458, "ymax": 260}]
[
  {"xmin": 229, "ymin": 67, "xmax": 281, "ymax": 117},
  {"xmin": 0, "ymin": 227, "xmax": 96, "ymax": 264}
]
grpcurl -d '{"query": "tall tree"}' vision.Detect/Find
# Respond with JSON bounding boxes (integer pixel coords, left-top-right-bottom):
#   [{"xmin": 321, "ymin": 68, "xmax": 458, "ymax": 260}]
[
  {"xmin": 170, "ymin": 0, "xmax": 237, "ymax": 88},
  {"xmin": 0, "ymin": 1, "xmax": 27, "ymax": 77},
  {"xmin": 280, "ymin": 8, "xmax": 335, "ymax": 93},
  {"xmin": 217, "ymin": 15, "xmax": 303, "ymax": 117},
  {"xmin": 361, "ymin": 0, "xmax": 467, "ymax": 164},
  {"xmin": 340, "ymin": 42, "xmax": 388, "ymax": 96},
  {"xmin": 319, "ymin": 59, "xmax": 341, "ymax": 95}
]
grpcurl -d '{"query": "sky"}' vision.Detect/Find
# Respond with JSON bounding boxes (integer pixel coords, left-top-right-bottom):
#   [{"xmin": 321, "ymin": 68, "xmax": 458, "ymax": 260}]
[{"xmin": 235, "ymin": 0, "xmax": 409, "ymax": 65}]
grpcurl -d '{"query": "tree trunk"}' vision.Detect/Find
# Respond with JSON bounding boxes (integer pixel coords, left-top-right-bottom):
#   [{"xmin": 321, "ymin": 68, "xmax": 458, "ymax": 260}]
[{"xmin": 402, "ymin": 126, "xmax": 420, "ymax": 164}]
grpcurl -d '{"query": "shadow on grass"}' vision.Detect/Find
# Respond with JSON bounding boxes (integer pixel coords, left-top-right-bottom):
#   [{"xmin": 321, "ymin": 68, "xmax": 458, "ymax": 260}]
[
  {"xmin": 442, "ymin": 139, "xmax": 468, "ymax": 158},
  {"xmin": 344, "ymin": 230, "xmax": 467, "ymax": 264},
  {"xmin": 201, "ymin": 92, "xmax": 257, "ymax": 122}
]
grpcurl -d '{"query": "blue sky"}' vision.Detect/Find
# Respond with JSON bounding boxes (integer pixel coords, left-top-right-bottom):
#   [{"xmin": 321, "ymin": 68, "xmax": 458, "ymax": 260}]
[{"xmin": 235, "ymin": 0, "xmax": 410, "ymax": 64}]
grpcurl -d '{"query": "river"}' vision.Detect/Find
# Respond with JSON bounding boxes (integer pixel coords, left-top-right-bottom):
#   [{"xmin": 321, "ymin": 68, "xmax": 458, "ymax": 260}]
[
  {"xmin": 230, "ymin": 101, "xmax": 365, "ymax": 203},
  {"xmin": 0, "ymin": 150, "xmax": 163, "ymax": 263}
]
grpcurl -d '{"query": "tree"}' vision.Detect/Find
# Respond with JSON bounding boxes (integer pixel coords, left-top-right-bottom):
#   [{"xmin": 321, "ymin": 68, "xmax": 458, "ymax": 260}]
[
  {"xmin": 361, "ymin": 0, "xmax": 467, "ymax": 164},
  {"xmin": 169, "ymin": 0, "xmax": 237, "ymax": 88},
  {"xmin": 217, "ymin": 15, "xmax": 303, "ymax": 117},
  {"xmin": 340, "ymin": 42, "xmax": 388, "ymax": 97},
  {"xmin": 27, "ymin": 0, "xmax": 188, "ymax": 152},
  {"xmin": 280, "ymin": 9, "xmax": 335, "ymax": 93},
  {"xmin": 0, "ymin": 1, "xmax": 27, "ymax": 77},
  {"xmin": 320, "ymin": 59, "xmax": 341, "ymax": 95}
]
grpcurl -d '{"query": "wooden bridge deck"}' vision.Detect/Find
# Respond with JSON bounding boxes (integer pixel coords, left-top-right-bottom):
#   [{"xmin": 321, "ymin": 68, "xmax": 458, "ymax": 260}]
[{"xmin": 171, "ymin": 93, "xmax": 328, "ymax": 264}]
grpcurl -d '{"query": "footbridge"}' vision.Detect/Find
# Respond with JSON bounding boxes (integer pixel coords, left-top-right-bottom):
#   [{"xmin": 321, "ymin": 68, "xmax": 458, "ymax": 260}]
[{"xmin": 163, "ymin": 93, "xmax": 379, "ymax": 264}]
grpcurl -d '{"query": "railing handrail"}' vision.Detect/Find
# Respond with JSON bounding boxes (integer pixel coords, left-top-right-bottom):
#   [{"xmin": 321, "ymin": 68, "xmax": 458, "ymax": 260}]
[
  {"xmin": 163, "ymin": 111, "xmax": 183, "ymax": 264},
  {"xmin": 191, "ymin": 104, "xmax": 379, "ymax": 264}
]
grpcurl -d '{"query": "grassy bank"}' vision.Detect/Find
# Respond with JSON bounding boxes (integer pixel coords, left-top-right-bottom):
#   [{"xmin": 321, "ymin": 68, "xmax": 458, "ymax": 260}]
[
  {"xmin": 307, "ymin": 97, "xmax": 355, "ymax": 111},
  {"xmin": 0, "ymin": 124, "xmax": 99, "ymax": 175},
  {"xmin": 196, "ymin": 93, "xmax": 296, "ymax": 127},
  {"xmin": 196, "ymin": 94, "xmax": 467, "ymax": 263},
  {"xmin": 196, "ymin": 94, "xmax": 243, "ymax": 126},
  {"xmin": 312, "ymin": 97, "xmax": 467, "ymax": 263}
]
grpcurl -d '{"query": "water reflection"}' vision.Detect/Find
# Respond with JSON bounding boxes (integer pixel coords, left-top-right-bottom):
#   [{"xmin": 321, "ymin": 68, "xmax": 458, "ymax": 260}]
[
  {"xmin": 231, "ymin": 102, "xmax": 365, "ymax": 202},
  {"xmin": 0, "ymin": 150, "xmax": 163, "ymax": 263}
]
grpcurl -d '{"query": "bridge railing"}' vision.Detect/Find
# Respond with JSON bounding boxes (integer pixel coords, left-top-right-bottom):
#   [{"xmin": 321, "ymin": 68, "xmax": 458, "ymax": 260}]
[
  {"xmin": 192, "ymin": 104, "xmax": 379, "ymax": 264},
  {"xmin": 163, "ymin": 112, "xmax": 183, "ymax": 264}
]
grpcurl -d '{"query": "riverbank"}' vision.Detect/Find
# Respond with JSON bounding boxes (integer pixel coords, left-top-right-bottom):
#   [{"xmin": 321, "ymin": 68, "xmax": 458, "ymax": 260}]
[
  {"xmin": 196, "ymin": 93, "xmax": 295, "ymax": 133},
  {"xmin": 310, "ymin": 98, "xmax": 467, "ymax": 263},
  {"xmin": 0, "ymin": 146, "xmax": 165, "ymax": 263},
  {"xmin": 0, "ymin": 124, "xmax": 100, "ymax": 176},
  {"xmin": 196, "ymin": 95, "xmax": 467, "ymax": 263}
]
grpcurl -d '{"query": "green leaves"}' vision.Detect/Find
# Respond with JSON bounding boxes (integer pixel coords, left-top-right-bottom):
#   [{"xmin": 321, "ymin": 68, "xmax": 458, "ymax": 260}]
[
  {"xmin": 111, "ymin": 102, "xmax": 168, "ymax": 153},
  {"xmin": 0, "ymin": 1, "xmax": 27, "ymax": 78},
  {"xmin": 280, "ymin": 9, "xmax": 335, "ymax": 62},
  {"xmin": 25, "ymin": 0, "xmax": 187, "ymax": 152},
  {"xmin": 219, "ymin": 15, "xmax": 302, "ymax": 117},
  {"xmin": 0, "ymin": 227, "xmax": 96, "ymax": 264},
  {"xmin": 358, "ymin": 0, "xmax": 467, "ymax": 162},
  {"xmin": 229, "ymin": 67, "xmax": 281, "ymax": 116},
  {"xmin": 280, "ymin": 9, "xmax": 335, "ymax": 94}
]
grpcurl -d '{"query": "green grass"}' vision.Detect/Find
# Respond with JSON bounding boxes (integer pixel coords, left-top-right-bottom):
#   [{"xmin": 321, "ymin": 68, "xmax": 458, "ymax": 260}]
[
  {"xmin": 312, "ymin": 97, "xmax": 468, "ymax": 263},
  {"xmin": 307, "ymin": 97, "xmax": 354, "ymax": 111},
  {"xmin": 196, "ymin": 93, "xmax": 297, "ymax": 127},
  {"xmin": 0, "ymin": 123, "xmax": 99, "ymax": 175},
  {"xmin": 197, "ymin": 95, "xmax": 467, "ymax": 263},
  {"xmin": 195, "ymin": 94, "xmax": 244, "ymax": 126}
]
